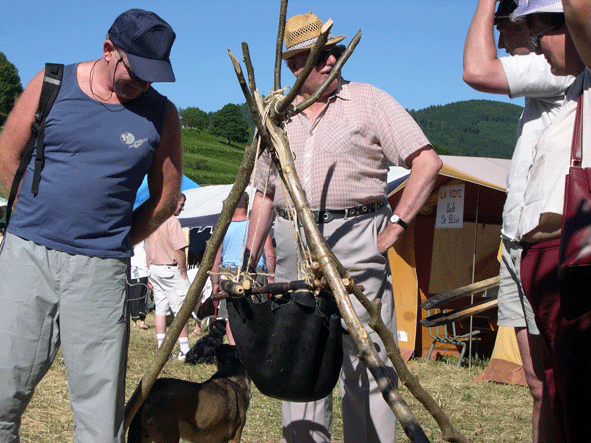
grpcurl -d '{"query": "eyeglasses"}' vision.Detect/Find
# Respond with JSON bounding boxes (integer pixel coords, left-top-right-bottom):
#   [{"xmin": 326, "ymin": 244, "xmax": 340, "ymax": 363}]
[
  {"xmin": 315, "ymin": 45, "xmax": 346, "ymax": 65},
  {"xmin": 530, "ymin": 23, "xmax": 563, "ymax": 48},
  {"xmin": 295, "ymin": 45, "xmax": 346, "ymax": 66},
  {"xmin": 115, "ymin": 50, "xmax": 139, "ymax": 79}
]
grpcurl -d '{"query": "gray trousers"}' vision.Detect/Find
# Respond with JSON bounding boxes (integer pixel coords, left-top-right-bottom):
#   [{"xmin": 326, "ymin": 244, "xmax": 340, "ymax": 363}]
[
  {"xmin": 497, "ymin": 238, "xmax": 539, "ymax": 334},
  {"xmin": 275, "ymin": 204, "xmax": 397, "ymax": 443},
  {"xmin": 0, "ymin": 233, "xmax": 129, "ymax": 443}
]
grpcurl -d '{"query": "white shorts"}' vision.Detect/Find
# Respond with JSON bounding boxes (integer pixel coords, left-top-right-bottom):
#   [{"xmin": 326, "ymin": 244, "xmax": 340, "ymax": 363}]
[{"xmin": 149, "ymin": 265, "xmax": 190, "ymax": 316}]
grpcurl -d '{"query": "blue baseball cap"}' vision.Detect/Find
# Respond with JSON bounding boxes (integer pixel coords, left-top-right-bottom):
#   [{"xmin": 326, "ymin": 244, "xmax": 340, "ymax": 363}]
[{"xmin": 108, "ymin": 9, "xmax": 176, "ymax": 82}]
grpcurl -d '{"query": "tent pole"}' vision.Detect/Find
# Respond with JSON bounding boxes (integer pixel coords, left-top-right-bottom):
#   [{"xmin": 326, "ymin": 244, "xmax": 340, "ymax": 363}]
[{"xmin": 469, "ymin": 185, "xmax": 481, "ymax": 373}]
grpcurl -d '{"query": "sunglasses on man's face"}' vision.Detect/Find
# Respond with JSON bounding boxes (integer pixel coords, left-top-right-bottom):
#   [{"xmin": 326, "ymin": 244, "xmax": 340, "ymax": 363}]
[
  {"xmin": 295, "ymin": 45, "xmax": 346, "ymax": 67},
  {"xmin": 530, "ymin": 23, "xmax": 563, "ymax": 49},
  {"xmin": 116, "ymin": 50, "xmax": 140, "ymax": 80},
  {"xmin": 315, "ymin": 45, "xmax": 346, "ymax": 65}
]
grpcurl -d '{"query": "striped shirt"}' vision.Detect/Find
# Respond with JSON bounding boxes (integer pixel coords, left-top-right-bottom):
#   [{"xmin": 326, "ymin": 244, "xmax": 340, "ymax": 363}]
[{"xmin": 254, "ymin": 80, "xmax": 430, "ymax": 210}]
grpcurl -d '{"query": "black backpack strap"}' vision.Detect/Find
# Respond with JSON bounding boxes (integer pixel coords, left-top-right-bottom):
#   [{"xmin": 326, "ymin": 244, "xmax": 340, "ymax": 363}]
[
  {"xmin": 5, "ymin": 63, "xmax": 63, "ymax": 225},
  {"xmin": 31, "ymin": 63, "xmax": 64, "ymax": 195}
]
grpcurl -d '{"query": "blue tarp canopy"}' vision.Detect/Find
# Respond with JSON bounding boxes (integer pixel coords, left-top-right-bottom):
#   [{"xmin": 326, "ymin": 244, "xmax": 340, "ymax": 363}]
[{"xmin": 133, "ymin": 175, "xmax": 200, "ymax": 210}]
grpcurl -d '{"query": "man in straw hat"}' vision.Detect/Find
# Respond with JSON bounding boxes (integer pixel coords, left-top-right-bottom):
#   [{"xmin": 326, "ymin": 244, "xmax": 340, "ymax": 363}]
[
  {"xmin": 247, "ymin": 11, "xmax": 442, "ymax": 443},
  {"xmin": 0, "ymin": 8, "xmax": 182, "ymax": 442},
  {"xmin": 463, "ymin": 1, "xmax": 573, "ymax": 441}
]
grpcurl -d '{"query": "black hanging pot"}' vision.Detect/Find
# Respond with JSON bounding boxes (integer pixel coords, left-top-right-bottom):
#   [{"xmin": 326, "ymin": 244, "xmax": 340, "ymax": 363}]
[{"xmin": 228, "ymin": 288, "xmax": 343, "ymax": 402}]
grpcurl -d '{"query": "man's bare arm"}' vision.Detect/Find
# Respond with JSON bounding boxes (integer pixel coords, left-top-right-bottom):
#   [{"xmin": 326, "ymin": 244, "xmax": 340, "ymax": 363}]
[
  {"xmin": 262, "ymin": 233, "xmax": 276, "ymax": 284},
  {"xmin": 174, "ymin": 247, "xmax": 188, "ymax": 279},
  {"xmin": 245, "ymin": 190, "xmax": 275, "ymax": 268},
  {"xmin": 0, "ymin": 70, "xmax": 44, "ymax": 195},
  {"xmin": 463, "ymin": 0, "xmax": 511, "ymax": 94},
  {"xmin": 211, "ymin": 247, "xmax": 223, "ymax": 293},
  {"xmin": 376, "ymin": 146, "xmax": 442, "ymax": 254},
  {"xmin": 130, "ymin": 100, "xmax": 183, "ymax": 244}
]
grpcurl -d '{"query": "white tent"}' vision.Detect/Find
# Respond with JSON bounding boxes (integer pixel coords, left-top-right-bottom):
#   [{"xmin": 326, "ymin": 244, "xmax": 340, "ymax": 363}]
[
  {"xmin": 180, "ymin": 167, "xmax": 410, "ymax": 259},
  {"xmin": 179, "ymin": 166, "xmax": 410, "ymax": 230}
]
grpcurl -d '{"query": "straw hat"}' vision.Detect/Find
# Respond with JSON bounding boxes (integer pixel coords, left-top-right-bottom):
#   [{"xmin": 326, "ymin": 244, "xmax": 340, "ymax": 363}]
[{"xmin": 282, "ymin": 12, "xmax": 345, "ymax": 60}]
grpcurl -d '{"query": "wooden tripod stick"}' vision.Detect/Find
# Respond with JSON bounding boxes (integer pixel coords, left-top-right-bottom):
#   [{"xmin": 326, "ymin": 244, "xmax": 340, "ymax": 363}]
[
  {"xmin": 261, "ymin": 117, "xmax": 430, "ymax": 442},
  {"xmin": 263, "ymin": 117, "xmax": 470, "ymax": 443},
  {"xmin": 227, "ymin": 1, "xmax": 471, "ymax": 441},
  {"xmin": 123, "ymin": 136, "xmax": 262, "ymax": 431}
]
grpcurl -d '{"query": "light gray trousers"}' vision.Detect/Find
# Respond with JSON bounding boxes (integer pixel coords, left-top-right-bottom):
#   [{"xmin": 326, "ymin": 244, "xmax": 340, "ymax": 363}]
[
  {"xmin": 0, "ymin": 233, "xmax": 129, "ymax": 443},
  {"xmin": 274, "ymin": 204, "xmax": 398, "ymax": 443}
]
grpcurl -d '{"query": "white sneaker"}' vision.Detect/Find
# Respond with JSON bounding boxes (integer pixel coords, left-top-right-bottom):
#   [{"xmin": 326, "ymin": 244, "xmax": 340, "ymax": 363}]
[{"xmin": 177, "ymin": 351, "xmax": 186, "ymax": 361}]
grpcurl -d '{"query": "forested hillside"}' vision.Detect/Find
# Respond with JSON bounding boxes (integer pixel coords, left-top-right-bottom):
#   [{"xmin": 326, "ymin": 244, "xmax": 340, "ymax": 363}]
[
  {"xmin": 0, "ymin": 99, "xmax": 526, "ymax": 195},
  {"xmin": 180, "ymin": 99, "xmax": 524, "ymax": 185},
  {"xmin": 408, "ymin": 99, "xmax": 523, "ymax": 159}
]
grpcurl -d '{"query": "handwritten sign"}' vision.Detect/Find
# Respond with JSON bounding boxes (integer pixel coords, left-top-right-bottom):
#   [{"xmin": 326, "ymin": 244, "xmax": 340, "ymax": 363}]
[{"xmin": 435, "ymin": 184, "xmax": 464, "ymax": 229}]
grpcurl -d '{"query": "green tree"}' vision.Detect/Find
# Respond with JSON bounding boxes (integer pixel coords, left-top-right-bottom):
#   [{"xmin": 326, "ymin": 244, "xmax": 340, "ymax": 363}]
[
  {"xmin": 0, "ymin": 52, "xmax": 23, "ymax": 126},
  {"xmin": 431, "ymin": 142, "xmax": 455, "ymax": 156},
  {"xmin": 238, "ymin": 102, "xmax": 255, "ymax": 140},
  {"xmin": 179, "ymin": 106, "xmax": 209, "ymax": 130},
  {"xmin": 210, "ymin": 103, "xmax": 249, "ymax": 144}
]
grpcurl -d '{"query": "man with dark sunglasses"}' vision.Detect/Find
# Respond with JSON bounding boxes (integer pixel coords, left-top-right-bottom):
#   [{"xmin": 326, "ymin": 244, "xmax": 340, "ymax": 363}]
[
  {"xmin": 247, "ymin": 11, "xmax": 442, "ymax": 443},
  {"xmin": 0, "ymin": 8, "xmax": 181, "ymax": 442},
  {"xmin": 463, "ymin": 1, "xmax": 573, "ymax": 442}
]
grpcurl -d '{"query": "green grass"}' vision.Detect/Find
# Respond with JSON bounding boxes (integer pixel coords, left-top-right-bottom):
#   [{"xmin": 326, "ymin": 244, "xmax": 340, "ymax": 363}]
[
  {"xmin": 17, "ymin": 312, "xmax": 533, "ymax": 443},
  {"xmin": 182, "ymin": 129, "xmax": 245, "ymax": 185}
]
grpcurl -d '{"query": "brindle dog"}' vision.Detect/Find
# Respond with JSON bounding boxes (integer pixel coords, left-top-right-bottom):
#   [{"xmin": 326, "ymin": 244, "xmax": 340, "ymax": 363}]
[{"xmin": 128, "ymin": 344, "xmax": 251, "ymax": 443}]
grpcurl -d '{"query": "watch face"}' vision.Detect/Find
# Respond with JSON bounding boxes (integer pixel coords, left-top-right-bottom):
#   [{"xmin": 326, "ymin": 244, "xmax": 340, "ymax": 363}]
[{"xmin": 390, "ymin": 214, "xmax": 407, "ymax": 229}]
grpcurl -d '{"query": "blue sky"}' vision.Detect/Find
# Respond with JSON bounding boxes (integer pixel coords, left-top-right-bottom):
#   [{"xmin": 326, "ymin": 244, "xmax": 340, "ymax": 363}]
[{"xmin": 1, "ymin": 0, "xmax": 520, "ymax": 113}]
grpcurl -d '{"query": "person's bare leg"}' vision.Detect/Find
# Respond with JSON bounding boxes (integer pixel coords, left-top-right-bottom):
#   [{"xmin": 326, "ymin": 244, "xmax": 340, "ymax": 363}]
[
  {"xmin": 515, "ymin": 327, "xmax": 552, "ymax": 443},
  {"xmin": 179, "ymin": 323, "xmax": 189, "ymax": 340},
  {"xmin": 154, "ymin": 314, "xmax": 167, "ymax": 336},
  {"xmin": 193, "ymin": 318, "xmax": 202, "ymax": 335},
  {"xmin": 226, "ymin": 321, "xmax": 236, "ymax": 345}
]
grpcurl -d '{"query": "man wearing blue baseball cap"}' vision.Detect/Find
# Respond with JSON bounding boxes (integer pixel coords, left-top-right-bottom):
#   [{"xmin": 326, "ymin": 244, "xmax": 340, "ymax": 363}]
[{"xmin": 0, "ymin": 9, "xmax": 181, "ymax": 442}]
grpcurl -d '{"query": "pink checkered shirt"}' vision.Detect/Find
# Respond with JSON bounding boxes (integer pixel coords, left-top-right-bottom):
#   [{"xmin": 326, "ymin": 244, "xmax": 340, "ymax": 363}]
[{"xmin": 254, "ymin": 80, "xmax": 430, "ymax": 210}]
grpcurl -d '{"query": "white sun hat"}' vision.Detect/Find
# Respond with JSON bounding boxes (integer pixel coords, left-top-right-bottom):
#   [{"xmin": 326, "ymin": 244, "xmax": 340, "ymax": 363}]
[{"xmin": 512, "ymin": 0, "xmax": 564, "ymax": 20}]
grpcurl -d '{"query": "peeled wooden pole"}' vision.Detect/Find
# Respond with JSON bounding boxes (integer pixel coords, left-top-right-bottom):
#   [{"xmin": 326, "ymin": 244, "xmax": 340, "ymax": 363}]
[
  {"xmin": 262, "ymin": 119, "xmax": 430, "ymax": 442},
  {"xmin": 123, "ymin": 136, "xmax": 262, "ymax": 431},
  {"xmin": 126, "ymin": 1, "xmax": 471, "ymax": 441},
  {"xmin": 227, "ymin": 1, "xmax": 471, "ymax": 441}
]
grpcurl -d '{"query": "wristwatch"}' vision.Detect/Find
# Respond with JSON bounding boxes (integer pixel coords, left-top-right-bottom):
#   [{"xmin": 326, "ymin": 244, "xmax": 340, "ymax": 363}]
[{"xmin": 390, "ymin": 214, "xmax": 408, "ymax": 230}]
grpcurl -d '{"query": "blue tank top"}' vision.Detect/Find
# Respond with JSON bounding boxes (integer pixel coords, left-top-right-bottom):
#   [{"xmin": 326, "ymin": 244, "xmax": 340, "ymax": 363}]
[
  {"xmin": 7, "ymin": 63, "xmax": 167, "ymax": 258},
  {"xmin": 221, "ymin": 220, "xmax": 266, "ymax": 270}
]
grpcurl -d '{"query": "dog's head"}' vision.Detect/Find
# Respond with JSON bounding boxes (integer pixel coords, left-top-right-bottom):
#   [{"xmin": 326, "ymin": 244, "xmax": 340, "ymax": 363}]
[
  {"xmin": 209, "ymin": 319, "xmax": 227, "ymax": 336},
  {"xmin": 215, "ymin": 344, "xmax": 247, "ymax": 375}
]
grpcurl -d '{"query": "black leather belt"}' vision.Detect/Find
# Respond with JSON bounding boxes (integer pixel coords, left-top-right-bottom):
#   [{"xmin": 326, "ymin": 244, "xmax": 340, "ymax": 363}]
[{"xmin": 276, "ymin": 199, "xmax": 387, "ymax": 224}]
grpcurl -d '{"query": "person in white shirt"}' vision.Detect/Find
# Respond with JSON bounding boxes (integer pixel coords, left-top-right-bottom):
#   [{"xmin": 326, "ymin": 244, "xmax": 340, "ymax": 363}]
[
  {"xmin": 463, "ymin": 1, "xmax": 574, "ymax": 441},
  {"xmin": 512, "ymin": 0, "xmax": 589, "ymax": 440}
]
